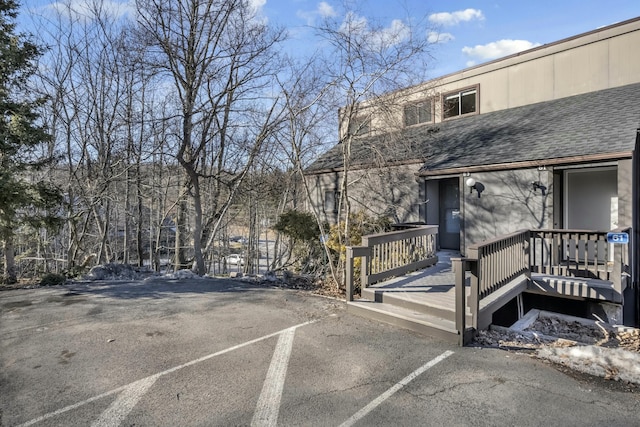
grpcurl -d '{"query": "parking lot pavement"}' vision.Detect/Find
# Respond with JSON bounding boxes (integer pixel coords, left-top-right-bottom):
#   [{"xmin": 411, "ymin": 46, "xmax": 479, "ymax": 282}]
[{"xmin": 2, "ymin": 278, "xmax": 639, "ymax": 426}]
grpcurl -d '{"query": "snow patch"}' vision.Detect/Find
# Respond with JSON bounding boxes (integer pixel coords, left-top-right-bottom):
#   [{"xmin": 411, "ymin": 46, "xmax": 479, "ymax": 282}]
[
  {"xmin": 85, "ymin": 263, "xmax": 147, "ymax": 281},
  {"xmin": 160, "ymin": 269, "xmax": 207, "ymax": 280},
  {"xmin": 538, "ymin": 345, "xmax": 640, "ymax": 384}
]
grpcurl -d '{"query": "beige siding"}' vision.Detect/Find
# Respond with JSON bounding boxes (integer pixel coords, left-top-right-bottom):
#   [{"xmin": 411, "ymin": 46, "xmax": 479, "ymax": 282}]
[
  {"xmin": 609, "ymin": 31, "xmax": 640, "ymax": 86},
  {"xmin": 348, "ymin": 18, "xmax": 640, "ymax": 126},
  {"xmin": 505, "ymin": 57, "xmax": 555, "ymax": 108},
  {"xmin": 553, "ymin": 41, "xmax": 610, "ymax": 97}
]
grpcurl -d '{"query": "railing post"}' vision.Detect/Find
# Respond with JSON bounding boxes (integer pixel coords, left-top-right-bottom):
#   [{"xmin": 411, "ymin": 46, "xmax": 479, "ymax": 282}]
[
  {"xmin": 453, "ymin": 258, "xmax": 467, "ymax": 346},
  {"xmin": 361, "ymin": 249, "xmax": 369, "ymax": 292},
  {"xmin": 612, "ymin": 243, "xmax": 623, "ymax": 297},
  {"xmin": 346, "ymin": 247, "xmax": 354, "ymax": 302},
  {"xmin": 469, "ymin": 259, "xmax": 480, "ymax": 330}
]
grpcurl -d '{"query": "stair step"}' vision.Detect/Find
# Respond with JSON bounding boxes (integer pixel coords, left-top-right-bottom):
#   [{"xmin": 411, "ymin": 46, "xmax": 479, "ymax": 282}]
[
  {"xmin": 361, "ymin": 288, "xmax": 472, "ymax": 323},
  {"xmin": 347, "ymin": 299, "xmax": 460, "ymax": 343}
]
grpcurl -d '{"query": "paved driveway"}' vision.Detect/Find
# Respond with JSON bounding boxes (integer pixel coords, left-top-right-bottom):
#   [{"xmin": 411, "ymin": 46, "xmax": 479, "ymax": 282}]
[{"xmin": 1, "ymin": 278, "xmax": 639, "ymax": 426}]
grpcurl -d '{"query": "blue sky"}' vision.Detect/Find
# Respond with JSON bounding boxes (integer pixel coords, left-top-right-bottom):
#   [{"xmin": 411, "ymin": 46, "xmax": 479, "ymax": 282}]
[
  {"xmin": 261, "ymin": 0, "xmax": 640, "ymax": 77},
  {"xmin": 19, "ymin": 0, "xmax": 640, "ymax": 78}
]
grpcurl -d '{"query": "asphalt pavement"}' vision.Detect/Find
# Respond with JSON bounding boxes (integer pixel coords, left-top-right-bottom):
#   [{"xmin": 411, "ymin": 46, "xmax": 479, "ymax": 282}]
[{"xmin": 1, "ymin": 277, "xmax": 639, "ymax": 426}]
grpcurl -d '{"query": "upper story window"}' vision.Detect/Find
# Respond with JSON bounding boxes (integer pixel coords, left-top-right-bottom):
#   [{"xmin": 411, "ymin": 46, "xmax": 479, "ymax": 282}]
[
  {"xmin": 347, "ymin": 116, "xmax": 370, "ymax": 137},
  {"xmin": 324, "ymin": 190, "xmax": 340, "ymax": 214},
  {"xmin": 404, "ymin": 100, "xmax": 433, "ymax": 127},
  {"xmin": 443, "ymin": 86, "xmax": 478, "ymax": 119}
]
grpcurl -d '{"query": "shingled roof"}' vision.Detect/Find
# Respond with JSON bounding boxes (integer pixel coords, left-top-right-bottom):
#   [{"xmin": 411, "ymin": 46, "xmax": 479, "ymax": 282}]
[{"xmin": 305, "ymin": 82, "xmax": 640, "ymax": 176}]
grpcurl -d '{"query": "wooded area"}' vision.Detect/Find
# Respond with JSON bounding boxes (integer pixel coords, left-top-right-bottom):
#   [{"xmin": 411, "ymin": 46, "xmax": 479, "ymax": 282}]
[{"xmin": 1, "ymin": 0, "xmax": 434, "ymax": 284}]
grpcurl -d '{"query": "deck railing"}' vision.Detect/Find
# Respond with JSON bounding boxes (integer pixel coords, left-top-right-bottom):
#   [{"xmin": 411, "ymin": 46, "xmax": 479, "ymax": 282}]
[
  {"xmin": 530, "ymin": 228, "xmax": 630, "ymax": 282},
  {"xmin": 346, "ymin": 225, "xmax": 438, "ymax": 301},
  {"xmin": 455, "ymin": 227, "xmax": 632, "ymax": 345},
  {"xmin": 454, "ymin": 229, "xmax": 531, "ymax": 344}
]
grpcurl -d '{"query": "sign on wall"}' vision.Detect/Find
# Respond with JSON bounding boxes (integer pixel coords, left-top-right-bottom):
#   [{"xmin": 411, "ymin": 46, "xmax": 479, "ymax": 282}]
[{"xmin": 607, "ymin": 232, "xmax": 629, "ymax": 244}]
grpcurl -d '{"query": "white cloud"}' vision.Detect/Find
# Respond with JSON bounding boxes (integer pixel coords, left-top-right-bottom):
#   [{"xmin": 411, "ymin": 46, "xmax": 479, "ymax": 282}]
[
  {"xmin": 427, "ymin": 31, "xmax": 454, "ymax": 44},
  {"xmin": 375, "ymin": 19, "xmax": 409, "ymax": 46},
  {"xmin": 339, "ymin": 11, "xmax": 368, "ymax": 35},
  {"xmin": 338, "ymin": 13, "xmax": 410, "ymax": 49},
  {"xmin": 462, "ymin": 39, "xmax": 542, "ymax": 62},
  {"xmin": 317, "ymin": 1, "xmax": 336, "ymax": 18},
  {"xmin": 298, "ymin": 1, "xmax": 337, "ymax": 24},
  {"xmin": 428, "ymin": 8, "xmax": 484, "ymax": 26},
  {"xmin": 249, "ymin": 0, "xmax": 267, "ymax": 13},
  {"xmin": 47, "ymin": 0, "xmax": 134, "ymax": 21}
]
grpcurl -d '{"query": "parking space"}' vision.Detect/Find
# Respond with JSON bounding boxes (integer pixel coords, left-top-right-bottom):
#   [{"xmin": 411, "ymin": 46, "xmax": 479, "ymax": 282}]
[{"xmin": 2, "ymin": 279, "xmax": 639, "ymax": 426}]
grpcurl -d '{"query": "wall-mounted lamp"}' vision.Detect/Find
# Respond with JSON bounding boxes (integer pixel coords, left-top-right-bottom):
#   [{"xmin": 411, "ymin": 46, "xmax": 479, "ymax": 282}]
[
  {"xmin": 466, "ymin": 177, "xmax": 483, "ymax": 198},
  {"xmin": 532, "ymin": 181, "xmax": 546, "ymax": 195}
]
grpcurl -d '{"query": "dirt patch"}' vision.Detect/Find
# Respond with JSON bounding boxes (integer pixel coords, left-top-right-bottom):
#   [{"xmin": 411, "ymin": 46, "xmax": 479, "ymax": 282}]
[
  {"xmin": 474, "ymin": 311, "xmax": 640, "ymax": 353},
  {"xmin": 248, "ymin": 273, "xmax": 346, "ymax": 299},
  {"xmin": 528, "ymin": 316, "xmax": 640, "ymax": 351}
]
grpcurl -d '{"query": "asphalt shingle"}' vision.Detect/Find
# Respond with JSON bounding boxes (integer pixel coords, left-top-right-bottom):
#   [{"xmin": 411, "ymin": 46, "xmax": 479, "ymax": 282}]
[{"xmin": 306, "ymin": 82, "xmax": 640, "ymax": 174}]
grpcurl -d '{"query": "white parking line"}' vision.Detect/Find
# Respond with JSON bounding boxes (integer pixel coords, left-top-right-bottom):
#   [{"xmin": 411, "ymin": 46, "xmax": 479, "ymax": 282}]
[
  {"xmin": 251, "ymin": 327, "xmax": 296, "ymax": 427},
  {"xmin": 17, "ymin": 319, "xmax": 319, "ymax": 427},
  {"xmin": 90, "ymin": 376, "xmax": 159, "ymax": 427},
  {"xmin": 339, "ymin": 350, "xmax": 455, "ymax": 427}
]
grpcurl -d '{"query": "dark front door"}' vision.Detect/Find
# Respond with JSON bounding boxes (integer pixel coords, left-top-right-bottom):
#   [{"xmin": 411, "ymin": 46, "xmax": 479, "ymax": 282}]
[{"xmin": 439, "ymin": 178, "xmax": 460, "ymax": 250}]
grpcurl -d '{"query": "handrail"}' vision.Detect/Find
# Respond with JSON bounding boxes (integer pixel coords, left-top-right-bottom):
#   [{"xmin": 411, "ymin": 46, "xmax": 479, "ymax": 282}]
[
  {"xmin": 455, "ymin": 227, "xmax": 631, "ymax": 344},
  {"xmin": 467, "ymin": 229, "xmax": 530, "ymax": 299},
  {"xmin": 464, "ymin": 229, "xmax": 530, "ymax": 331},
  {"xmin": 361, "ymin": 225, "xmax": 438, "ymax": 286},
  {"xmin": 346, "ymin": 225, "xmax": 438, "ymax": 301},
  {"xmin": 529, "ymin": 228, "xmax": 631, "ymax": 292}
]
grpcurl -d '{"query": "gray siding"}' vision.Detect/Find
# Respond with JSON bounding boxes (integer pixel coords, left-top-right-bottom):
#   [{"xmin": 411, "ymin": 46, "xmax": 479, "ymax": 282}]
[
  {"xmin": 461, "ymin": 168, "xmax": 553, "ymax": 249},
  {"xmin": 307, "ymin": 164, "xmax": 423, "ymax": 224}
]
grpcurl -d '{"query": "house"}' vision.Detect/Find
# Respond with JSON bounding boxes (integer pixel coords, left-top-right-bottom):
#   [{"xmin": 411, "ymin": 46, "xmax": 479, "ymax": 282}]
[{"xmin": 305, "ymin": 17, "xmax": 640, "ymax": 332}]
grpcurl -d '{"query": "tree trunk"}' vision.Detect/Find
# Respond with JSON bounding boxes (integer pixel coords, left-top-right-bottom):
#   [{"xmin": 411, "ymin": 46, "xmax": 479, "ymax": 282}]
[
  {"xmin": 175, "ymin": 179, "xmax": 189, "ymax": 271},
  {"xmin": 190, "ymin": 171, "xmax": 206, "ymax": 275},
  {"xmin": 3, "ymin": 233, "xmax": 17, "ymax": 284}
]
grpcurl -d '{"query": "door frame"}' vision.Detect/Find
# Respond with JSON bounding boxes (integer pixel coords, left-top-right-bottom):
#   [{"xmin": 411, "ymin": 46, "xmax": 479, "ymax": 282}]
[
  {"xmin": 562, "ymin": 166, "xmax": 618, "ymax": 230},
  {"xmin": 438, "ymin": 177, "xmax": 461, "ymax": 251}
]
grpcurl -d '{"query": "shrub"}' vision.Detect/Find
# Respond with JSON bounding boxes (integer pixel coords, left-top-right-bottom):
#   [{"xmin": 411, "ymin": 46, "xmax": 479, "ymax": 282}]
[
  {"xmin": 325, "ymin": 211, "xmax": 392, "ymax": 293},
  {"xmin": 39, "ymin": 273, "xmax": 67, "ymax": 286}
]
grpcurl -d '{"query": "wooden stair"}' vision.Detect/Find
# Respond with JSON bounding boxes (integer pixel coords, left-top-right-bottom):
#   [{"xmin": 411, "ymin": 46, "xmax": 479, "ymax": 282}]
[{"xmin": 347, "ymin": 287, "xmax": 473, "ymax": 344}]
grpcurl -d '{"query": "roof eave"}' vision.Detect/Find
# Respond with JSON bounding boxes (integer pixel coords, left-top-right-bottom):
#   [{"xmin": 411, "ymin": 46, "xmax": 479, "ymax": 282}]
[{"xmin": 417, "ymin": 152, "xmax": 634, "ymax": 177}]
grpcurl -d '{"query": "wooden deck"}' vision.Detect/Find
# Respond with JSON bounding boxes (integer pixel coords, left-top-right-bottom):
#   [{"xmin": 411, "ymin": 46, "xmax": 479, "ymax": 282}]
[
  {"xmin": 346, "ymin": 226, "xmax": 632, "ymax": 345},
  {"xmin": 347, "ymin": 251, "xmax": 470, "ymax": 343},
  {"xmin": 362, "ymin": 251, "xmax": 460, "ymax": 308},
  {"xmin": 348, "ymin": 251, "xmax": 622, "ymax": 343}
]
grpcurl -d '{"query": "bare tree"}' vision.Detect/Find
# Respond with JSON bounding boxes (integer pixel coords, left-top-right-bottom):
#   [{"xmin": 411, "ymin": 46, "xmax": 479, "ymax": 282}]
[
  {"xmin": 32, "ymin": 1, "xmax": 135, "ymax": 268},
  {"xmin": 135, "ymin": 0, "xmax": 286, "ymax": 275},
  {"xmin": 278, "ymin": 7, "xmax": 434, "ymax": 286}
]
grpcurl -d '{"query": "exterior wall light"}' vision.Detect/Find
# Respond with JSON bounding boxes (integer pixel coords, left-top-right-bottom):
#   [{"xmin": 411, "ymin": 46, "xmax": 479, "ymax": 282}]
[
  {"xmin": 532, "ymin": 181, "xmax": 547, "ymax": 195},
  {"xmin": 466, "ymin": 177, "xmax": 483, "ymax": 198}
]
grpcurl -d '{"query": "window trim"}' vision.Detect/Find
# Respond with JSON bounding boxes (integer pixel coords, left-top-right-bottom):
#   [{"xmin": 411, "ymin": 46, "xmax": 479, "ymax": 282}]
[
  {"xmin": 403, "ymin": 99, "xmax": 434, "ymax": 128},
  {"xmin": 442, "ymin": 84, "xmax": 479, "ymax": 120}
]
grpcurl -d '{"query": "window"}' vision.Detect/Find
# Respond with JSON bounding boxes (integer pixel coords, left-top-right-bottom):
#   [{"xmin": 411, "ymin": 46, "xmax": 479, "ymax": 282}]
[
  {"xmin": 348, "ymin": 117, "xmax": 370, "ymax": 137},
  {"xmin": 443, "ymin": 87, "xmax": 478, "ymax": 119},
  {"xmin": 324, "ymin": 191, "xmax": 340, "ymax": 214},
  {"xmin": 404, "ymin": 100, "xmax": 433, "ymax": 127}
]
